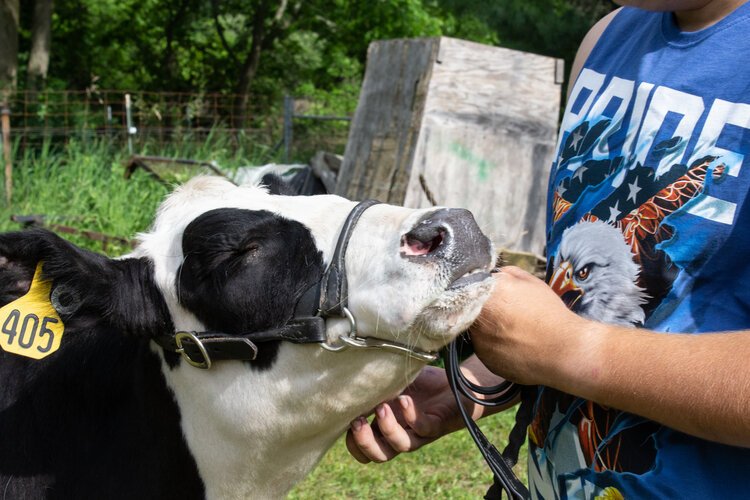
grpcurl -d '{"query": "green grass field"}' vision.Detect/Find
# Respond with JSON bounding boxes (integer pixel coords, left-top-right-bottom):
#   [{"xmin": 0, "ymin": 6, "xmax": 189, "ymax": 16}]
[
  {"xmin": 0, "ymin": 137, "xmax": 265, "ymax": 250},
  {"xmin": 290, "ymin": 410, "xmax": 528, "ymax": 499},
  {"xmin": 1, "ymin": 138, "xmax": 529, "ymax": 497}
]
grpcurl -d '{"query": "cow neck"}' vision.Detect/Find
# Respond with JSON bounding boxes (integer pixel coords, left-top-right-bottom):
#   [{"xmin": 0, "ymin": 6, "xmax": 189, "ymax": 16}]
[{"xmin": 155, "ymin": 199, "xmax": 439, "ymax": 369}]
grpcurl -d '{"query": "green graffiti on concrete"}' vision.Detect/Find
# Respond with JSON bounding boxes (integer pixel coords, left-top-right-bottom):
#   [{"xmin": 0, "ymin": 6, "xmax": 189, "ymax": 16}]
[{"xmin": 449, "ymin": 142, "xmax": 494, "ymax": 181}]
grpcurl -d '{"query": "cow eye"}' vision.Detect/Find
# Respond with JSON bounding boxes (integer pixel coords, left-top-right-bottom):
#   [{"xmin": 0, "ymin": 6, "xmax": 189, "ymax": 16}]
[
  {"xmin": 236, "ymin": 241, "xmax": 261, "ymax": 258},
  {"xmin": 576, "ymin": 265, "xmax": 591, "ymax": 281}
]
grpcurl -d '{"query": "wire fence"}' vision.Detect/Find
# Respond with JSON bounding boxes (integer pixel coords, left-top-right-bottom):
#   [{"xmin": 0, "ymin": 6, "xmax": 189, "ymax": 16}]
[{"xmin": 1, "ymin": 90, "xmax": 353, "ymax": 163}]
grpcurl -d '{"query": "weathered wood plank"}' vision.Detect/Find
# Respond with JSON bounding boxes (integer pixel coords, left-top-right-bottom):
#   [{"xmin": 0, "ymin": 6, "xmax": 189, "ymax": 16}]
[{"xmin": 337, "ymin": 38, "xmax": 439, "ymax": 204}]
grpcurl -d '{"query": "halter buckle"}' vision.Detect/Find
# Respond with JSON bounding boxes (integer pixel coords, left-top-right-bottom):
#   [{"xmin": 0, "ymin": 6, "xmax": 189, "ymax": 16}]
[{"xmin": 175, "ymin": 331, "xmax": 212, "ymax": 369}]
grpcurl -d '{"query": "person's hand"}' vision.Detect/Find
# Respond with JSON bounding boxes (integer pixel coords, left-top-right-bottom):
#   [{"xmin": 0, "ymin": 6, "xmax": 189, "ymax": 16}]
[
  {"xmin": 346, "ymin": 358, "xmax": 503, "ymax": 463},
  {"xmin": 346, "ymin": 365, "xmax": 462, "ymax": 463},
  {"xmin": 470, "ymin": 266, "xmax": 589, "ymax": 386}
]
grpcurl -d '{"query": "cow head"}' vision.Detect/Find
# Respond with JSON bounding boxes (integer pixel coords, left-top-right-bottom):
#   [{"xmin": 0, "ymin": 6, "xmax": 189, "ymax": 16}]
[{"xmin": 134, "ymin": 176, "xmax": 495, "ymax": 362}]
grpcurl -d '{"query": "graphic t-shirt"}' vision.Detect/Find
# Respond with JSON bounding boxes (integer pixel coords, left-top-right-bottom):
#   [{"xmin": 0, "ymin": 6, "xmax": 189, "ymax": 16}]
[{"xmin": 531, "ymin": 4, "xmax": 750, "ymax": 498}]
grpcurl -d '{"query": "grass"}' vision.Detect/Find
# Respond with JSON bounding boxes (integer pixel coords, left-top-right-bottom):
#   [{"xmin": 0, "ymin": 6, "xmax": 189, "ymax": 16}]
[
  {"xmin": 0, "ymin": 137, "xmax": 530, "ymax": 497},
  {"xmin": 1, "ymin": 140, "xmax": 165, "ymax": 254},
  {"xmin": 0, "ymin": 136, "xmax": 273, "ymax": 254},
  {"xmin": 290, "ymin": 410, "xmax": 528, "ymax": 499}
]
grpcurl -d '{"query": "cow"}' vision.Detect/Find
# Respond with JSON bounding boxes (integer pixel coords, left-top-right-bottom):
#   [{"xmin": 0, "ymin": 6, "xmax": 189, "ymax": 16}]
[{"xmin": 0, "ymin": 176, "xmax": 494, "ymax": 499}]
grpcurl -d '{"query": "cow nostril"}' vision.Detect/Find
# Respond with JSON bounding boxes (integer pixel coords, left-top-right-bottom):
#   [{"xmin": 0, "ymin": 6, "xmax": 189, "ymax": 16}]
[{"xmin": 400, "ymin": 229, "xmax": 445, "ymax": 256}]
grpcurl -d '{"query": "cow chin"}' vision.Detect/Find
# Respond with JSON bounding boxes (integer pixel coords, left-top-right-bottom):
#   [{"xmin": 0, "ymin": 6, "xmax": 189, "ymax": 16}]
[{"xmin": 410, "ymin": 275, "xmax": 494, "ymax": 348}]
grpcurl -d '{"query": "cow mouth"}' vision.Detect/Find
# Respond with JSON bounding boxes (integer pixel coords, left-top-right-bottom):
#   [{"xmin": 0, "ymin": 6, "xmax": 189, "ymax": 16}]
[
  {"xmin": 447, "ymin": 269, "xmax": 492, "ymax": 290},
  {"xmin": 413, "ymin": 266, "xmax": 494, "ymax": 345}
]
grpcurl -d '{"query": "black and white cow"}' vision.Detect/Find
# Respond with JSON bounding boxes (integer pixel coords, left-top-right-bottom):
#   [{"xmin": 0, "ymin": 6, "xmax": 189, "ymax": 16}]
[{"xmin": 0, "ymin": 176, "xmax": 494, "ymax": 499}]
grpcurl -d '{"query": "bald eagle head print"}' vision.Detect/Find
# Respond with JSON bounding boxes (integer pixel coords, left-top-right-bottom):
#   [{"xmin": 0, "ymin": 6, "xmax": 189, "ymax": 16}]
[
  {"xmin": 549, "ymin": 151, "xmax": 726, "ymax": 324},
  {"xmin": 551, "ymin": 220, "xmax": 648, "ymax": 326}
]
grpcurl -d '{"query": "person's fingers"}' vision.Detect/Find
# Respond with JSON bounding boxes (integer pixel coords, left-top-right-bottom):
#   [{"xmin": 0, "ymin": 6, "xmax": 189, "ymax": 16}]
[
  {"xmin": 346, "ymin": 418, "xmax": 372, "ymax": 464},
  {"xmin": 373, "ymin": 402, "xmax": 424, "ymax": 453},
  {"xmin": 346, "ymin": 413, "xmax": 398, "ymax": 463}
]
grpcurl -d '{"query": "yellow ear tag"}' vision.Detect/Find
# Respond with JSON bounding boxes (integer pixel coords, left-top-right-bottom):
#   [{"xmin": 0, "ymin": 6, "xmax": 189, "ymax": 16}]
[{"xmin": 0, "ymin": 262, "xmax": 65, "ymax": 360}]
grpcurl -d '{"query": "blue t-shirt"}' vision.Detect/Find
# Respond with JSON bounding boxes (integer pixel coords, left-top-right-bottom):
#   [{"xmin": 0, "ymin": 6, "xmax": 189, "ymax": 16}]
[{"xmin": 531, "ymin": 4, "xmax": 750, "ymax": 498}]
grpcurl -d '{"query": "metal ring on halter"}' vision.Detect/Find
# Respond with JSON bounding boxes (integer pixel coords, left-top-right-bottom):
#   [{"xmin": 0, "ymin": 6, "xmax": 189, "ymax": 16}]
[
  {"xmin": 319, "ymin": 306, "xmax": 358, "ymax": 352},
  {"xmin": 337, "ymin": 308, "xmax": 438, "ymax": 362},
  {"xmin": 320, "ymin": 307, "xmax": 439, "ymax": 362}
]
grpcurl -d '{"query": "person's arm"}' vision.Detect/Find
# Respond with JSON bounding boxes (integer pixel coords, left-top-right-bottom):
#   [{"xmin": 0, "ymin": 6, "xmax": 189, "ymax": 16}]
[
  {"xmin": 346, "ymin": 356, "xmax": 516, "ymax": 463},
  {"xmin": 566, "ymin": 8, "xmax": 621, "ymax": 99},
  {"xmin": 472, "ymin": 266, "xmax": 750, "ymax": 448}
]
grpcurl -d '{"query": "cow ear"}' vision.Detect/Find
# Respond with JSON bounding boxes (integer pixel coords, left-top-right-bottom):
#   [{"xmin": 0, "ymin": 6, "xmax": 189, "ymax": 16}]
[
  {"xmin": 0, "ymin": 229, "xmax": 173, "ymax": 338},
  {"xmin": 260, "ymin": 173, "xmax": 296, "ymax": 195},
  {"xmin": 260, "ymin": 169, "xmax": 327, "ymax": 196}
]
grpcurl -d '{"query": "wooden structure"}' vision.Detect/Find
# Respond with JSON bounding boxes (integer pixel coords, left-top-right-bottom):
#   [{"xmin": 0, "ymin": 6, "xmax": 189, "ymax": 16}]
[{"xmin": 336, "ymin": 37, "xmax": 563, "ymax": 255}]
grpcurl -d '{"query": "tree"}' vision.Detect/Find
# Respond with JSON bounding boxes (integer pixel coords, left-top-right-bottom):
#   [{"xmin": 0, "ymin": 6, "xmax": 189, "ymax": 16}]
[
  {"xmin": 10, "ymin": 0, "xmax": 615, "ymax": 121},
  {"xmin": 27, "ymin": 0, "xmax": 53, "ymax": 91},
  {"xmin": 223, "ymin": 0, "xmax": 298, "ymax": 126},
  {"xmin": 0, "ymin": 0, "xmax": 19, "ymax": 98}
]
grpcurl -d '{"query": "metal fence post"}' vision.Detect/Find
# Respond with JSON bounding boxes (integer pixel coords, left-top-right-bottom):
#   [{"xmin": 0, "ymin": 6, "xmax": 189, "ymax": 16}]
[
  {"xmin": 125, "ymin": 93, "xmax": 135, "ymax": 155},
  {"xmin": 283, "ymin": 95, "xmax": 294, "ymax": 162},
  {"xmin": 1, "ymin": 104, "xmax": 12, "ymax": 205}
]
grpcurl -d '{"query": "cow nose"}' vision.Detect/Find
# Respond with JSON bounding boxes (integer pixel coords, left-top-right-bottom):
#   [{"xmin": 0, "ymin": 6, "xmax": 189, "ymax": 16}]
[
  {"xmin": 400, "ymin": 208, "xmax": 489, "ymax": 260},
  {"xmin": 400, "ymin": 217, "xmax": 447, "ymax": 257},
  {"xmin": 401, "ymin": 208, "xmax": 492, "ymax": 284}
]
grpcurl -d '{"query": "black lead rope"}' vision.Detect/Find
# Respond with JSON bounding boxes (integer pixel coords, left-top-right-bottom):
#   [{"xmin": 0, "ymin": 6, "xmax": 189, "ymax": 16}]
[{"xmin": 443, "ymin": 335, "xmax": 531, "ymax": 500}]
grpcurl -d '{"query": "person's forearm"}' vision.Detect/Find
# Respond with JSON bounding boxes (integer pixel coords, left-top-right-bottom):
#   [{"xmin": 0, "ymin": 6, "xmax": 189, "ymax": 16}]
[
  {"xmin": 472, "ymin": 267, "xmax": 750, "ymax": 448},
  {"xmin": 551, "ymin": 321, "xmax": 750, "ymax": 447}
]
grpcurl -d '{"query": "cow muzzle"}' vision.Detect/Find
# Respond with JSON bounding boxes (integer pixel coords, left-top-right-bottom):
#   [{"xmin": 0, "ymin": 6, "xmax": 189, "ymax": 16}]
[{"xmin": 400, "ymin": 208, "xmax": 494, "ymax": 288}]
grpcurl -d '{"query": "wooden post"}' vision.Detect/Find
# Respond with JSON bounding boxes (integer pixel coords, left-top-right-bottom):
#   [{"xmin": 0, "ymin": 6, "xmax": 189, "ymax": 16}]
[
  {"xmin": 336, "ymin": 38, "xmax": 439, "ymax": 205},
  {"xmin": 1, "ymin": 103, "xmax": 11, "ymax": 205},
  {"xmin": 337, "ymin": 37, "xmax": 563, "ymax": 255}
]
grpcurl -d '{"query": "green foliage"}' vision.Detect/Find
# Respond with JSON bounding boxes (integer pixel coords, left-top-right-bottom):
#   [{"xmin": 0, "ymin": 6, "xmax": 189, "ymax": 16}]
[
  {"xmin": 437, "ymin": 0, "xmax": 615, "ymax": 80},
  {"xmin": 15, "ymin": 0, "xmax": 615, "ymax": 119},
  {"xmin": 0, "ymin": 139, "xmax": 164, "ymax": 254}
]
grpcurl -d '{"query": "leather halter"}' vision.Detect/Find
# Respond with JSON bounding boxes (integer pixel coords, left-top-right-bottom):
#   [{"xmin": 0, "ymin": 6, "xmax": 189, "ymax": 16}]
[{"xmin": 155, "ymin": 199, "xmax": 438, "ymax": 369}]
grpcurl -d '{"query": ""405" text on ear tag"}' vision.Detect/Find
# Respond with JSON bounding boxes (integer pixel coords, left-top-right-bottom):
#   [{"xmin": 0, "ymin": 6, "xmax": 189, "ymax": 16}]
[{"xmin": 0, "ymin": 263, "xmax": 65, "ymax": 360}]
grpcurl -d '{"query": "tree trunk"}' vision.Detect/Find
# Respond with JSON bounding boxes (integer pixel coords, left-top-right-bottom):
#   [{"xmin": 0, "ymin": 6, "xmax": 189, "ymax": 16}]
[
  {"xmin": 27, "ymin": 0, "xmax": 53, "ymax": 92},
  {"xmin": 161, "ymin": 0, "xmax": 189, "ymax": 86},
  {"xmin": 232, "ymin": 2, "xmax": 269, "ymax": 129},
  {"xmin": 0, "ymin": 0, "xmax": 19, "ymax": 99}
]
